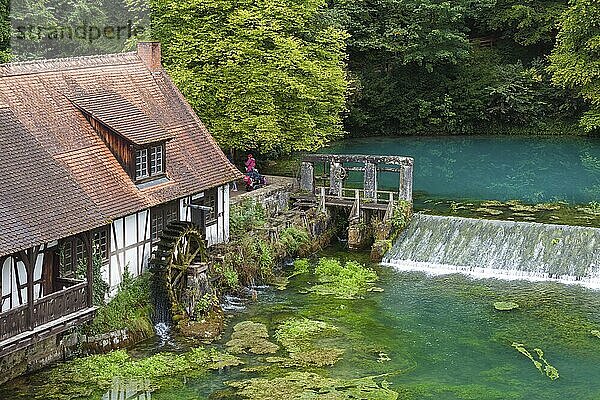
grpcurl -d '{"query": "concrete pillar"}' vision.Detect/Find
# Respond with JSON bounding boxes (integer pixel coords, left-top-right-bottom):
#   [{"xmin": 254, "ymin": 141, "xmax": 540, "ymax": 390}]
[
  {"xmin": 399, "ymin": 164, "xmax": 413, "ymax": 202},
  {"xmin": 363, "ymin": 161, "xmax": 377, "ymax": 201},
  {"xmin": 299, "ymin": 162, "xmax": 315, "ymax": 193},
  {"xmin": 329, "ymin": 162, "xmax": 343, "ymax": 197}
]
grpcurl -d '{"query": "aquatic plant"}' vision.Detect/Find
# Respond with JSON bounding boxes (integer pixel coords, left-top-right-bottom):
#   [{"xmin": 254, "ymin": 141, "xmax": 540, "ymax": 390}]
[
  {"xmin": 591, "ymin": 330, "xmax": 600, "ymax": 339},
  {"xmin": 275, "ymin": 318, "xmax": 338, "ymax": 353},
  {"xmin": 269, "ymin": 318, "xmax": 346, "ymax": 367},
  {"xmin": 227, "ymin": 372, "xmax": 399, "ymax": 399},
  {"xmin": 310, "ymin": 258, "xmax": 379, "ymax": 299},
  {"xmin": 226, "ymin": 321, "xmax": 280, "ymax": 354},
  {"xmin": 20, "ymin": 347, "xmax": 241, "ymax": 399},
  {"xmin": 291, "ymin": 258, "xmax": 310, "ymax": 276},
  {"xmin": 476, "ymin": 207, "xmax": 504, "ymax": 216},
  {"xmin": 511, "ymin": 342, "xmax": 559, "ymax": 380},
  {"xmin": 267, "ymin": 348, "xmax": 346, "ymax": 367},
  {"xmin": 494, "ymin": 301, "xmax": 519, "ymax": 311}
]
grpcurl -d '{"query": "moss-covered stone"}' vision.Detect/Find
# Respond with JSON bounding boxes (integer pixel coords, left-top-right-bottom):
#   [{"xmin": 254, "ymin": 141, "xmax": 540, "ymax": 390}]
[{"xmin": 226, "ymin": 321, "xmax": 280, "ymax": 354}]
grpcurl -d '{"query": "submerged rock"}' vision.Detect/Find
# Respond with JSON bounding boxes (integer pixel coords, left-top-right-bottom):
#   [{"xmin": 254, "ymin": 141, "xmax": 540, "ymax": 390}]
[{"xmin": 226, "ymin": 321, "xmax": 280, "ymax": 354}]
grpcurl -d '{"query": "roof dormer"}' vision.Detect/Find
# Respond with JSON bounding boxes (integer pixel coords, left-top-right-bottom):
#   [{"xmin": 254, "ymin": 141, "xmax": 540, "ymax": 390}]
[{"xmin": 69, "ymin": 91, "xmax": 174, "ymax": 184}]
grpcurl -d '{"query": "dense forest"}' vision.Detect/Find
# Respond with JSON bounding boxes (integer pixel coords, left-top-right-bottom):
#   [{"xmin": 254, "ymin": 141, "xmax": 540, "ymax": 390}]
[{"xmin": 0, "ymin": 0, "xmax": 598, "ymax": 154}]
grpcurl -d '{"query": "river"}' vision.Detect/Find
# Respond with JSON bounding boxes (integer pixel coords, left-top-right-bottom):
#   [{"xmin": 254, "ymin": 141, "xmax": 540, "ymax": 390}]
[{"xmin": 3, "ymin": 135, "xmax": 600, "ymax": 399}]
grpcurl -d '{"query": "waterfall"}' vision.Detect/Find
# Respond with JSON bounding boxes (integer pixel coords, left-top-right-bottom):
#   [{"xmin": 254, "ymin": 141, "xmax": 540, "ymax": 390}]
[
  {"xmin": 151, "ymin": 272, "xmax": 172, "ymax": 326},
  {"xmin": 382, "ymin": 214, "xmax": 600, "ymax": 288}
]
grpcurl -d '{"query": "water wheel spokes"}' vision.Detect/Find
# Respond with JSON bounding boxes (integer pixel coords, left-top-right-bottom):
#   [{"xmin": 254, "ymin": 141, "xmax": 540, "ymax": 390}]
[{"xmin": 150, "ymin": 221, "xmax": 207, "ymax": 319}]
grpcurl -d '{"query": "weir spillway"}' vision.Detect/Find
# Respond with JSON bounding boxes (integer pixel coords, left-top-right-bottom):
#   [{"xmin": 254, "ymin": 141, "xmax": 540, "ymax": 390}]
[{"xmin": 382, "ymin": 214, "xmax": 600, "ymax": 288}]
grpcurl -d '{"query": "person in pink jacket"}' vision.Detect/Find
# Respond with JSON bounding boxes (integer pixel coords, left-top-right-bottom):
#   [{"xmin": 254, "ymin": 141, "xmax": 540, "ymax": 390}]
[{"xmin": 245, "ymin": 154, "xmax": 256, "ymax": 172}]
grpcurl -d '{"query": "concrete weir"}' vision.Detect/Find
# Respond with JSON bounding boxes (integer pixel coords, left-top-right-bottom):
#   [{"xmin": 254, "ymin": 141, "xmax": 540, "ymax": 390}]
[{"xmin": 383, "ymin": 214, "xmax": 600, "ymax": 288}]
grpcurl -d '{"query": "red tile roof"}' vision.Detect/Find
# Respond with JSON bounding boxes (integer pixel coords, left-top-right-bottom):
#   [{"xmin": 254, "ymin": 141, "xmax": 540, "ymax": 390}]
[
  {"xmin": 69, "ymin": 91, "xmax": 175, "ymax": 145},
  {"xmin": 0, "ymin": 50, "xmax": 242, "ymax": 257}
]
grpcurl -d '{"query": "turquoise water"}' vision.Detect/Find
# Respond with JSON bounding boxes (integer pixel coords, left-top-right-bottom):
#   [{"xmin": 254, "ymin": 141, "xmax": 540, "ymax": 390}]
[
  {"xmin": 319, "ymin": 136, "xmax": 600, "ymax": 204},
  {"xmin": 5, "ymin": 252, "xmax": 600, "ymax": 399}
]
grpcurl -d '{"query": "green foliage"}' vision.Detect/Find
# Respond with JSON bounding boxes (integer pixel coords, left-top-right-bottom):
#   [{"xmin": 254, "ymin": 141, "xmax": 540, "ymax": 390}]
[
  {"xmin": 86, "ymin": 273, "xmax": 153, "ymax": 336},
  {"xmin": 222, "ymin": 265, "xmax": 239, "ymax": 289},
  {"xmin": 485, "ymin": 0, "xmax": 568, "ymax": 46},
  {"xmin": 76, "ymin": 251, "xmax": 109, "ymax": 307},
  {"xmin": 391, "ymin": 200, "xmax": 412, "ymax": 235},
  {"xmin": 193, "ymin": 292, "xmax": 218, "ymax": 316},
  {"xmin": 549, "ymin": 0, "xmax": 600, "ymax": 133},
  {"xmin": 151, "ymin": 0, "xmax": 348, "ymax": 154},
  {"xmin": 277, "ymin": 226, "xmax": 311, "ymax": 255},
  {"xmin": 310, "ymin": 258, "xmax": 378, "ymax": 299},
  {"xmin": 229, "ymin": 199, "xmax": 266, "ymax": 239},
  {"xmin": 6, "ymin": 0, "xmax": 148, "ymax": 60},
  {"xmin": 292, "ymin": 258, "xmax": 310, "ymax": 276},
  {"xmin": 328, "ymin": 0, "xmax": 582, "ymax": 136}
]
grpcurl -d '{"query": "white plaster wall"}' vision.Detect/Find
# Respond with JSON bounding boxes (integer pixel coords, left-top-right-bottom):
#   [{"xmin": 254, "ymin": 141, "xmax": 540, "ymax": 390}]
[
  {"xmin": 2, "ymin": 258, "xmax": 12, "ymax": 312},
  {"xmin": 33, "ymin": 253, "xmax": 44, "ymax": 300},
  {"xmin": 224, "ymin": 184, "xmax": 230, "ymax": 243},
  {"xmin": 108, "ymin": 209, "xmax": 151, "ymax": 294}
]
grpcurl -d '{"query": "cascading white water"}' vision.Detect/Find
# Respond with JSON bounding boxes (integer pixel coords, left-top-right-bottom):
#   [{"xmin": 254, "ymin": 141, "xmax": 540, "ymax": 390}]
[{"xmin": 382, "ymin": 214, "xmax": 600, "ymax": 288}]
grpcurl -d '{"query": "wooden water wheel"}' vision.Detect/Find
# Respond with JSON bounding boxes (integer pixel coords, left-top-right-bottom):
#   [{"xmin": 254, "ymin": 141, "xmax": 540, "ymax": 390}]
[{"xmin": 151, "ymin": 221, "xmax": 206, "ymax": 318}]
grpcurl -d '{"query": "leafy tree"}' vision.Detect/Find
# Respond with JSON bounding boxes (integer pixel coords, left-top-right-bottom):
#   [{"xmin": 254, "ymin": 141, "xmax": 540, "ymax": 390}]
[
  {"xmin": 485, "ymin": 0, "xmax": 568, "ymax": 46},
  {"xmin": 0, "ymin": 0, "xmax": 10, "ymax": 61},
  {"xmin": 549, "ymin": 0, "xmax": 600, "ymax": 132},
  {"xmin": 150, "ymin": 0, "xmax": 348, "ymax": 154},
  {"xmin": 6, "ymin": 0, "xmax": 148, "ymax": 60}
]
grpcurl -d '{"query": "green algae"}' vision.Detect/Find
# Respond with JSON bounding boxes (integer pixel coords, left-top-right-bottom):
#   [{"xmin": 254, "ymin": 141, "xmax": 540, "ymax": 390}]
[
  {"xmin": 511, "ymin": 343, "xmax": 559, "ymax": 380},
  {"xmin": 291, "ymin": 258, "xmax": 311, "ymax": 276},
  {"xmin": 225, "ymin": 321, "xmax": 279, "ymax": 354},
  {"xmin": 494, "ymin": 301, "xmax": 520, "ymax": 311},
  {"xmin": 8, "ymin": 347, "xmax": 241, "ymax": 400},
  {"xmin": 416, "ymin": 197, "xmax": 600, "ymax": 228},
  {"xmin": 309, "ymin": 258, "xmax": 379, "ymax": 299},
  {"xmin": 476, "ymin": 207, "xmax": 504, "ymax": 215},
  {"xmin": 227, "ymin": 372, "xmax": 399, "ymax": 400},
  {"xmin": 267, "ymin": 348, "xmax": 346, "ymax": 367},
  {"xmin": 275, "ymin": 318, "xmax": 338, "ymax": 353},
  {"xmin": 269, "ymin": 318, "xmax": 346, "ymax": 367},
  {"xmin": 591, "ymin": 330, "xmax": 600, "ymax": 339}
]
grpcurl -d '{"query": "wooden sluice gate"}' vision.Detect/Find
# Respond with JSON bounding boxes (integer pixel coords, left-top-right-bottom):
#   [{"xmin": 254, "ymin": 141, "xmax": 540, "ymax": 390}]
[{"xmin": 295, "ymin": 154, "xmax": 414, "ymax": 251}]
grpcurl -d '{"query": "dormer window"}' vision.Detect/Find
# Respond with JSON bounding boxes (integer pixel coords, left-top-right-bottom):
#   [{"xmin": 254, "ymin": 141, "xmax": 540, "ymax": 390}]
[
  {"xmin": 69, "ymin": 91, "xmax": 175, "ymax": 184},
  {"xmin": 135, "ymin": 144, "xmax": 165, "ymax": 181}
]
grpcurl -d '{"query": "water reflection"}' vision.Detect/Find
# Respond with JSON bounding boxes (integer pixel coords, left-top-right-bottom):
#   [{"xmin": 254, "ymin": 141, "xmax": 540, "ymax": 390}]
[{"xmin": 103, "ymin": 380, "xmax": 152, "ymax": 400}]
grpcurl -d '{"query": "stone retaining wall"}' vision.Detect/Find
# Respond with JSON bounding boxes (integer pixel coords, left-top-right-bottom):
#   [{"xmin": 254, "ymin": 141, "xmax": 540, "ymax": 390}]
[{"xmin": 0, "ymin": 326, "xmax": 153, "ymax": 386}]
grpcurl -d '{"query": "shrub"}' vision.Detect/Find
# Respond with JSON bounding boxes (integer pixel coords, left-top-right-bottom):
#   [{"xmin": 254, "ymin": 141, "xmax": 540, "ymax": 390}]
[{"xmin": 86, "ymin": 273, "xmax": 153, "ymax": 336}]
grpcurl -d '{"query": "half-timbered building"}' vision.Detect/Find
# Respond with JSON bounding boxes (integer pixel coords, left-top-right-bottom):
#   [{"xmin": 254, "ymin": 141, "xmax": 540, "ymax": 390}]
[{"xmin": 0, "ymin": 42, "xmax": 241, "ymax": 356}]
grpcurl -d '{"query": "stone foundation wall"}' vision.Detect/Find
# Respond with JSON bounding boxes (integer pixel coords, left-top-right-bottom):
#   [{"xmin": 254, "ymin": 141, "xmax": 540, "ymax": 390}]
[
  {"xmin": 0, "ymin": 327, "xmax": 152, "ymax": 386},
  {"xmin": 231, "ymin": 176, "xmax": 296, "ymax": 217}
]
